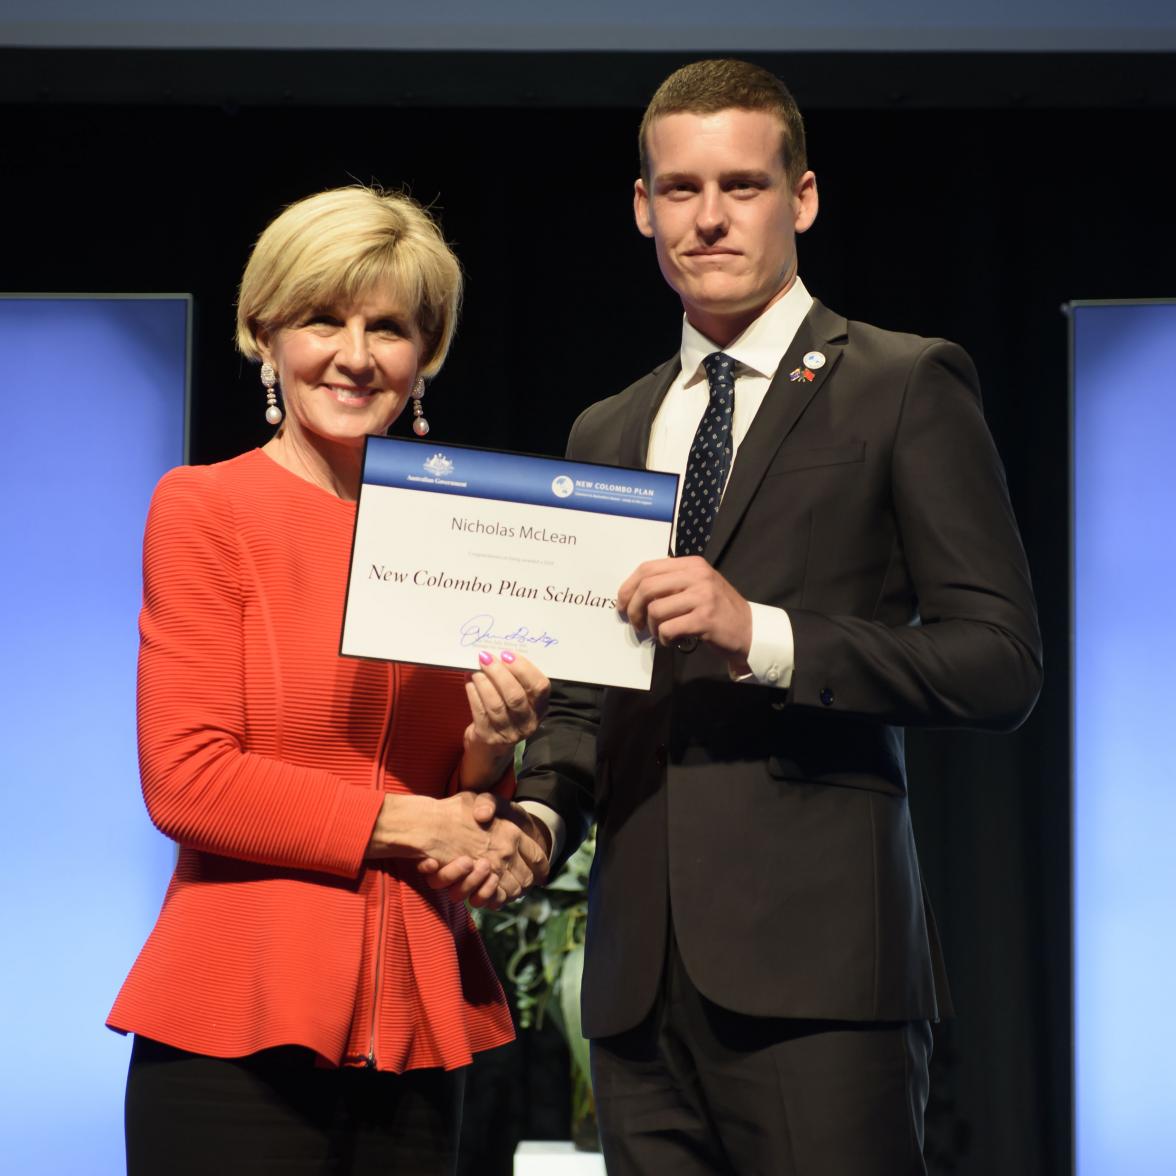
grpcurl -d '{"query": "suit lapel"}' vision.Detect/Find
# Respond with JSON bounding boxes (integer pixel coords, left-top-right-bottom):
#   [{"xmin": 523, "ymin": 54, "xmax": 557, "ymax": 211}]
[
  {"xmin": 706, "ymin": 301, "xmax": 849, "ymax": 565},
  {"xmin": 616, "ymin": 358, "xmax": 680, "ymax": 469}
]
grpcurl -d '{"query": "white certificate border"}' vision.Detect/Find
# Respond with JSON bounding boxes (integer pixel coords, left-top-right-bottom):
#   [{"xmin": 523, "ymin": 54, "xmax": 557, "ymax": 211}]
[{"xmin": 338, "ymin": 437, "xmax": 679, "ymax": 687}]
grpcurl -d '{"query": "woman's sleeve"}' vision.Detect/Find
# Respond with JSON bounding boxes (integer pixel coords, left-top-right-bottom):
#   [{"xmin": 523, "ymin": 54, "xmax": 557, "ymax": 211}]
[{"xmin": 135, "ymin": 467, "xmax": 384, "ymax": 877}]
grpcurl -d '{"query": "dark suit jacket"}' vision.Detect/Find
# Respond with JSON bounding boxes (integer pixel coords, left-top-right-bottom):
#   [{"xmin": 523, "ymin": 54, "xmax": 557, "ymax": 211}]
[{"xmin": 516, "ymin": 300, "xmax": 1042, "ymax": 1040}]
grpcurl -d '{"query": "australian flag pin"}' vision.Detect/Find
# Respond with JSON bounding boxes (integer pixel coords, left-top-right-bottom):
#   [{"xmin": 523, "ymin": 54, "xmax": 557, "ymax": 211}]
[{"xmin": 789, "ymin": 367, "xmax": 815, "ymax": 382}]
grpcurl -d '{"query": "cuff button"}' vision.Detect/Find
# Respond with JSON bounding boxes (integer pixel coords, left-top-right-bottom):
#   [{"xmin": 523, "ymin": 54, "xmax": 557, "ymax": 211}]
[{"xmin": 819, "ymin": 687, "xmax": 834, "ymax": 706}]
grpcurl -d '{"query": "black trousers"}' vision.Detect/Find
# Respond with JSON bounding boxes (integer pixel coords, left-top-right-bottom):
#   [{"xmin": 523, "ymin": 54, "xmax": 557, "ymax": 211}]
[
  {"xmin": 124, "ymin": 1036, "xmax": 465, "ymax": 1176},
  {"xmin": 590, "ymin": 931, "xmax": 932, "ymax": 1176}
]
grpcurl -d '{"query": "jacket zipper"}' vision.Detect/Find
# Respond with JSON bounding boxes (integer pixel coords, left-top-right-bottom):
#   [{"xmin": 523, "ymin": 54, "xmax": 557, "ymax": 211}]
[
  {"xmin": 366, "ymin": 661, "xmax": 400, "ymax": 1066},
  {"xmin": 366, "ymin": 872, "xmax": 386, "ymax": 1067}
]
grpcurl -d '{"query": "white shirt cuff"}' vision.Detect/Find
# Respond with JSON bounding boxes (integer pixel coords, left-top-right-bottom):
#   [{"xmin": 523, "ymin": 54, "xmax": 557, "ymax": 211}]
[
  {"xmin": 517, "ymin": 800, "xmax": 566, "ymax": 864},
  {"xmin": 739, "ymin": 602, "xmax": 795, "ymax": 688}
]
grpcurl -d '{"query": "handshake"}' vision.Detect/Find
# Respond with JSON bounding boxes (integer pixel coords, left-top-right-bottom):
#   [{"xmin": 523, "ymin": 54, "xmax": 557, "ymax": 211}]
[
  {"xmin": 368, "ymin": 648, "xmax": 552, "ymax": 908},
  {"xmin": 367, "ymin": 789, "xmax": 551, "ymax": 910}
]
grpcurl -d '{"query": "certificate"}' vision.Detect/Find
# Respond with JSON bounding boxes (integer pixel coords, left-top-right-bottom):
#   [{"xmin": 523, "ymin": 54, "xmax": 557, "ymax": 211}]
[{"xmin": 340, "ymin": 438, "xmax": 679, "ymax": 689}]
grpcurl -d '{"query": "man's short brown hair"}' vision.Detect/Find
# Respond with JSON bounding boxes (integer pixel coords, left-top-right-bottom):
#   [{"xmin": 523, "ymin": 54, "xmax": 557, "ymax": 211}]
[{"xmin": 638, "ymin": 59, "xmax": 807, "ymax": 186}]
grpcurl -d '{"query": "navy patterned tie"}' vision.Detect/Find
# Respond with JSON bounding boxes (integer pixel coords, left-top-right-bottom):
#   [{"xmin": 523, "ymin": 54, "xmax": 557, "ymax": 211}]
[{"xmin": 676, "ymin": 351, "xmax": 736, "ymax": 557}]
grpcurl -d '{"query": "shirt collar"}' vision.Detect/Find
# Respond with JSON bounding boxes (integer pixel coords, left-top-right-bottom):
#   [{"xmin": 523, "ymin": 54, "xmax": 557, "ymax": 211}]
[{"xmin": 679, "ymin": 276, "xmax": 814, "ymax": 384}]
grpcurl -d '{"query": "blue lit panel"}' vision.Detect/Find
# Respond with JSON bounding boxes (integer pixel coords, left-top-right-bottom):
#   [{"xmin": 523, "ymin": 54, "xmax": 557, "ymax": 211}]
[
  {"xmin": 0, "ymin": 297, "xmax": 189, "ymax": 1175},
  {"xmin": 1072, "ymin": 300, "xmax": 1176, "ymax": 1176}
]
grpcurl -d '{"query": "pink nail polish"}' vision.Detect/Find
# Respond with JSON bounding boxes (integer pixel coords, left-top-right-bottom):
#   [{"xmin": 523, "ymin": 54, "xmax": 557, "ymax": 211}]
[
  {"xmin": 500, "ymin": 649, "xmax": 516, "ymax": 664},
  {"xmin": 478, "ymin": 650, "xmax": 494, "ymax": 666}
]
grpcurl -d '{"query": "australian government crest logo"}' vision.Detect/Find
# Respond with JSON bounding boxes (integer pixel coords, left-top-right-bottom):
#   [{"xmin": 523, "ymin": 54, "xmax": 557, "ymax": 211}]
[{"xmin": 423, "ymin": 452, "xmax": 454, "ymax": 477}]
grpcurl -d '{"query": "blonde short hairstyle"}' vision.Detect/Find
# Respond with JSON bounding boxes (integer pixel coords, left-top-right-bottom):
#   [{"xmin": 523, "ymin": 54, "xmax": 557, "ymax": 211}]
[{"xmin": 236, "ymin": 186, "xmax": 463, "ymax": 377}]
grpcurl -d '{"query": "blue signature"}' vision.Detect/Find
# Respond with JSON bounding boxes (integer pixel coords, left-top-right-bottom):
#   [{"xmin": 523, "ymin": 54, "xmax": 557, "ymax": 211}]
[{"xmin": 459, "ymin": 614, "xmax": 560, "ymax": 650}]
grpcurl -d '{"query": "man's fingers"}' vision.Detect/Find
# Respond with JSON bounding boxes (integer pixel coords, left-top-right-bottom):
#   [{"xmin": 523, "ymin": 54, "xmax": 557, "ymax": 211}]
[
  {"xmin": 451, "ymin": 860, "xmax": 497, "ymax": 900},
  {"xmin": 645, "ymin": 588, "xmax": 695, "ymax": 627},
  {"xmin": 517, "ymin": 830, "xmax": 549, "ymax": 871},
  {"xmin": 630, "ymin": 576, "xmax": 686, "ymax": 639},
  {"xmin": 617, "ymin": 557, "xmax": 678, "ymax": 613},
  {"xmin": 471, "ymin": 792, "xmax": 497, "ymax": 824},
  {"xmin": 503, "ymin": 858, "xmax": 534, "ymax": 894},
  {"xmin": 471, "ymin": 883, "xmax": 509, "ymax": 911},
  {"xmin": 461, "ymin": 858, "xmax": 491, "ymax": 889},
  {"xmin": 477, "ymin": 868, "xmax": 519, "ymax": 905},
  {"xmin": 646, "ymin": 593, "xmax": 705, "ymax": 646},
  {"xmin": 619, "ymin": 558, "xmax": 750, "ymax": 655},
  {"xmin": 488, "ymin": 834, "xmax": 531, "ymax": 895},
  {"xmin": 424, "ymin": 856, "xmax": 476, "ymax": 890},
  {"xmin": 619, "ymin": 559, "xmax": 701, "ymax": 629},
  {"xmin": 465, "ymin": 882, "xmax": 491, "ymax": 908}
]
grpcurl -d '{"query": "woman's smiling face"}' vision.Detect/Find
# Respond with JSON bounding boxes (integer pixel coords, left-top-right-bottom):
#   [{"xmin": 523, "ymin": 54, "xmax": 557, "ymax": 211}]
[{"xmin": 259, "ymin": 284, "xmax": 425, "ymax": 450}]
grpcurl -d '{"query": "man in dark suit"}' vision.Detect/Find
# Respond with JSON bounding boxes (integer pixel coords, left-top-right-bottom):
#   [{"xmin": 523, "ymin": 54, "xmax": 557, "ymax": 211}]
[{"xmin": 515, "ymin": 59, "xmax": 1041, "ymax": 1175}]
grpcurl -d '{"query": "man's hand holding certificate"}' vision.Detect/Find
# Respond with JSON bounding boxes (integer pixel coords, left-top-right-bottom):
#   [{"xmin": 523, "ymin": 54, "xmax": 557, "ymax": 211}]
[{"xmin": 341, "ymin": 438, "xmax": 678, "ymax": 689}]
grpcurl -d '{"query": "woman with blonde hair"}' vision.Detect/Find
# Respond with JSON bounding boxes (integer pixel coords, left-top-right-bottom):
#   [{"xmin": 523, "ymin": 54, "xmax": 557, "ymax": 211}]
[{"xmin": 109, "ymin": 186, "xmax": 551, "ymax": 1175}]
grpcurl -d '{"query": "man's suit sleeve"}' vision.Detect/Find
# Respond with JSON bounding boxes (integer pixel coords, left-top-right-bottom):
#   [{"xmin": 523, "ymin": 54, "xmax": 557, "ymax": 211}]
[
  {"xmin": 515, "ymin": 404, "xmax": 608, "ymax": 869},
  {"xmin": 786, "ymin": 339, "xmax": 1043, "ymax": 729},
  {"xmin": 516, "ymin": 679, "xmax": 601, "ymax": 871}
]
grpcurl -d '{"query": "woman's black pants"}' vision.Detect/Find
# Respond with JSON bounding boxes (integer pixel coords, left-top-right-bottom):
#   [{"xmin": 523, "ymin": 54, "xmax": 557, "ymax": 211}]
[{"xmin": 125, "ymin": 1036, "xmax": 465, "ymax": 1176}]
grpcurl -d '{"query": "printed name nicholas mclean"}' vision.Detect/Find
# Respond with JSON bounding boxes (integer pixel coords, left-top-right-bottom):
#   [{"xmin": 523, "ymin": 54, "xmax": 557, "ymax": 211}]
[{"xmin": 450, "ymin": 515, "xmax": 576, "ymax": 544}]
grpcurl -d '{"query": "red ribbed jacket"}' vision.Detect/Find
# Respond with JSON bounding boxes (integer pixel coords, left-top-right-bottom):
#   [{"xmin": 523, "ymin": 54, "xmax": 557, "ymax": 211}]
[{"xmin": 108, "ymin": 449, "xmax": 514, "ymax": 1071}]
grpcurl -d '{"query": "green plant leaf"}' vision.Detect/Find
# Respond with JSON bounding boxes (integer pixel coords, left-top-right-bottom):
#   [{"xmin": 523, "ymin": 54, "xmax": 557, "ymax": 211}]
[
  {"xmin": 558, "ymin": 942, "xmax": 591, "ymax": 1087},
  {"xmin": 544, "ymin": 985, "xmax": 566, "ymax": 1039},
  {"xmin": 544, "ymin": 870, "xmax": 587, "ymax": 894},
  {"xmin": 539, "ymin": 909, "xmax": 570, "ymax": 984}
]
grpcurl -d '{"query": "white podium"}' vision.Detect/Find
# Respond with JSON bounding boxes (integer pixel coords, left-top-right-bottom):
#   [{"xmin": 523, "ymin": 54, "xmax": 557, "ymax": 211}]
[{"xmin": 513, "ymin": 1141, "xmax": 606, "ymax": 1174}]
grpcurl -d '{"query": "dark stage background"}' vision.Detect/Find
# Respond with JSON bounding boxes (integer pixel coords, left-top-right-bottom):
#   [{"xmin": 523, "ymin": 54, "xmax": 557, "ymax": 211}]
[{"xmin": 5, "ymin": 48, "xmax": 1175, "ymax": 1176}]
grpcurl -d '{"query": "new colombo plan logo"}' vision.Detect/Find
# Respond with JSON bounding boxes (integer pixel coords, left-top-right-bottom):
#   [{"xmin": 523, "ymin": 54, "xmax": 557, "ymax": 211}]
[
  {"xmin": 423, "ymin": 453, "xmax": 454, "ymax": 477},
  {"xmin": 551, "ymin": 475, "xmax": 574, "ymax": 498}
]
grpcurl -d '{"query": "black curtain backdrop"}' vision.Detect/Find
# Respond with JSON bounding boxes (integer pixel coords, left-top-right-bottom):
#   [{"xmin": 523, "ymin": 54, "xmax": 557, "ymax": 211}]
[{"xmin": 5, "ymin": 49, "xmax": 1174, "ymax": 1176}]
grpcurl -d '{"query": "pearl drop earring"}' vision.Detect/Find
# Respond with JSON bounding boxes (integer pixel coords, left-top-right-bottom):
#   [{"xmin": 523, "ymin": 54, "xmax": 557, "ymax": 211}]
[
  {"xmin": 411, "ymin": 377, "xmax": 429, "ymax": 436},
  {"xmin": 261, "ymin": 362, "xmax": 283, "ymax": 426}
]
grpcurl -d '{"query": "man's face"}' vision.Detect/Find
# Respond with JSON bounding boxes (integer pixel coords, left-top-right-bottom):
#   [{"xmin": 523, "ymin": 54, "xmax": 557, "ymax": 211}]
[{"xmin": 634, "ymin": 108, "xmax": 818, "ymax": 344}]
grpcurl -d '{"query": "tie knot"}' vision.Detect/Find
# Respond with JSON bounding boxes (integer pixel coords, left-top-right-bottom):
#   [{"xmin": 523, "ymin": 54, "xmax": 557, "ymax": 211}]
[{"xmin": 702, "ymin": 352, "xmax": 736, "ymax": 391}]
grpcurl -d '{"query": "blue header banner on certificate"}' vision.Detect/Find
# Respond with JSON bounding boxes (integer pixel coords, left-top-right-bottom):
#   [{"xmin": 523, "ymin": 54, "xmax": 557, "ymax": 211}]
[
  {"xmin": 362, "ymin": 439, "xmax": 675, "ymax": 521},
  {"xmin": 341, "ymin": 438, "xmax": 679, "ymax": 690}
]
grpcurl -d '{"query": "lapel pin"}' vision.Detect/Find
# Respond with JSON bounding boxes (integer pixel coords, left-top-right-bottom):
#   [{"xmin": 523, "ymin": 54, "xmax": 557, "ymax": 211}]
[
  {"xmin": 803, "ymin": 350, "xmax": 826, "ymax": 370},
  {"xmin": 789, "ymin": 367, "xmax": 815, "ymax": 382}
]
